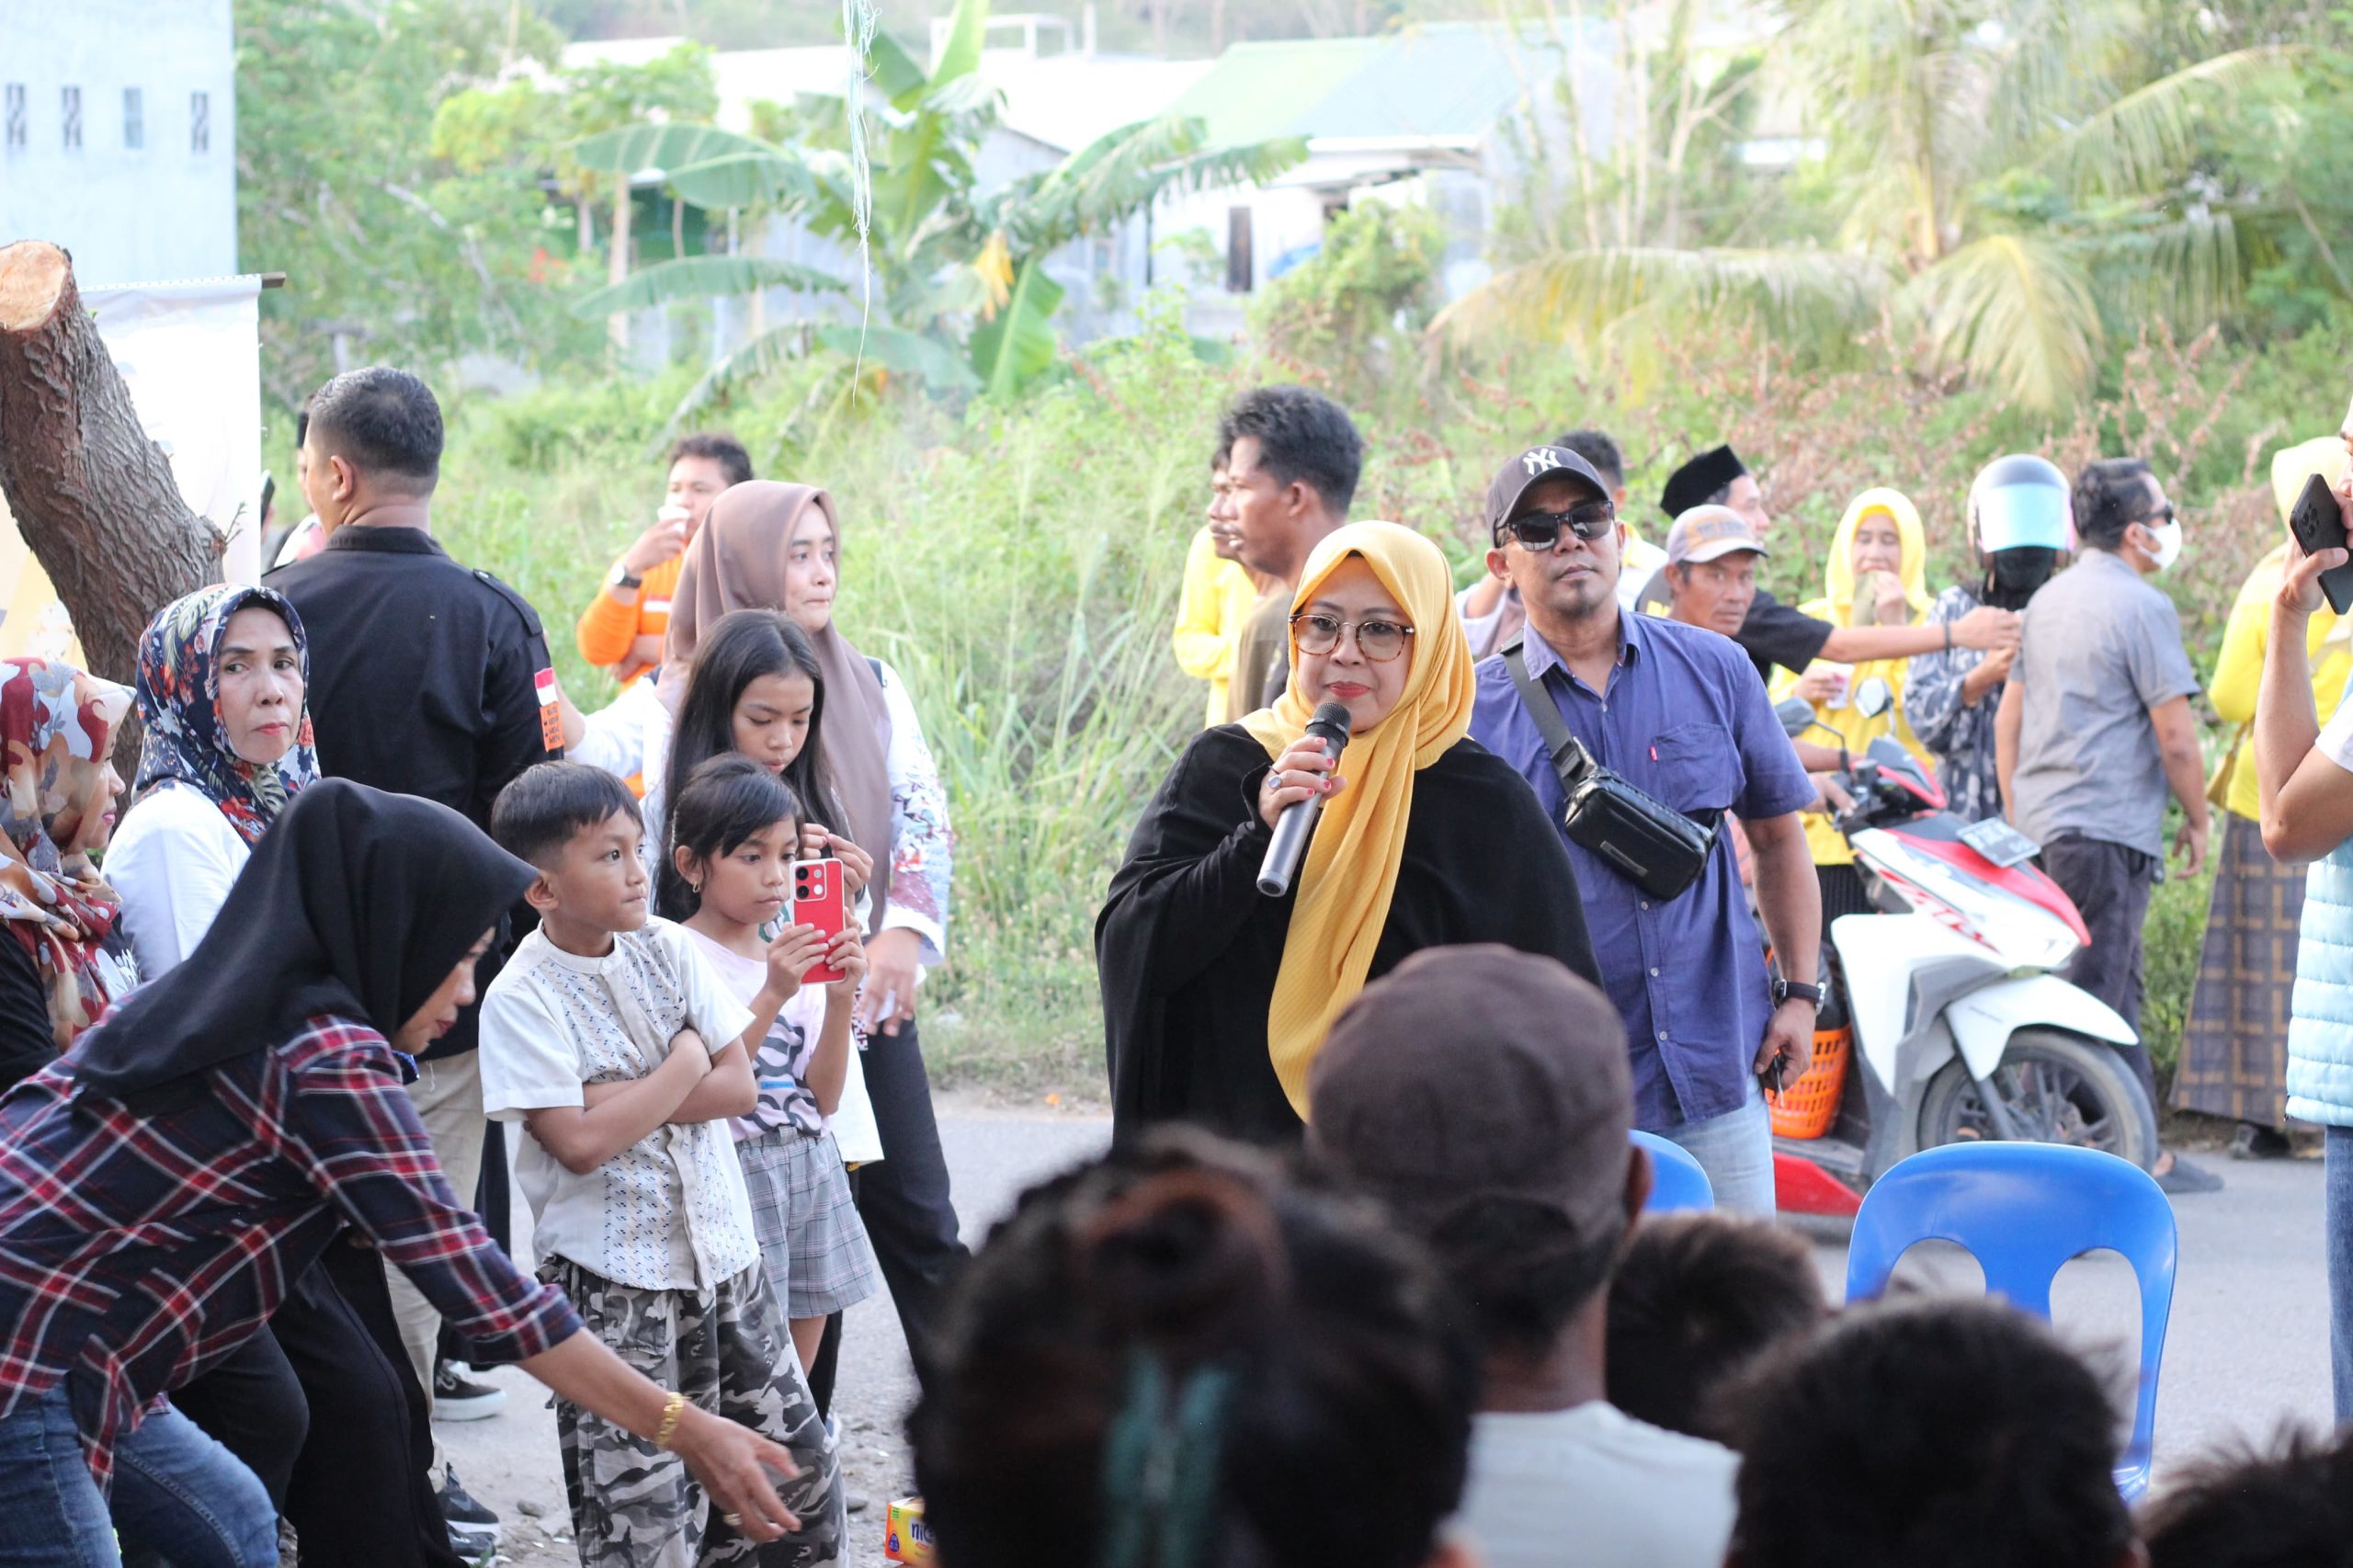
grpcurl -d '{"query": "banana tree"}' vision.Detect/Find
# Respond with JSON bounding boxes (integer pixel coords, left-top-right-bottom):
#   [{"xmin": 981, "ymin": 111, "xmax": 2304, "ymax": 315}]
[
  {"xmin": 1437, "ymin": 0, "xmax": 2292, "ymax": 414},
  {"xmin": 573, "ymin": 0, "xmax": 1303, "ymax": 413}
]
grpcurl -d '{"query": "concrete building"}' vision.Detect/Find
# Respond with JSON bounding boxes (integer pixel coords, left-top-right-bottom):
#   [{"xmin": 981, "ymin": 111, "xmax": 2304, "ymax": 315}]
[{"xmin": 0, "ymin": 0, "xmax": 237, "ymax": 288}]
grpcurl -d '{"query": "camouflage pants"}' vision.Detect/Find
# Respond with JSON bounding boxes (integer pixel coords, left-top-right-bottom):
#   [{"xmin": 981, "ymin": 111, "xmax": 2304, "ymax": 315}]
[{"xmin": 540, "ymin": 1256, "xmax": 845, "ymax": 1568}]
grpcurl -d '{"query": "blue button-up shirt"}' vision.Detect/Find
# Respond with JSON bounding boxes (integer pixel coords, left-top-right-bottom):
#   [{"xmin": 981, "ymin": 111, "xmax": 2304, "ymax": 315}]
[{"xmin": 1470, "ymin": 613, "xmax": 1815, "ymax": 1131}]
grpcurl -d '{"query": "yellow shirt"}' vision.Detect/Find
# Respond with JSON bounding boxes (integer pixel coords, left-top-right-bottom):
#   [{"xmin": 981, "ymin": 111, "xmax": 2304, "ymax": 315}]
[
  {"xmin": 1172, "ymin": 527, "xmax": 1262, "ymax": 728},
  {"xmin": 2210, "ymin": 542, "xmax": 2350, "ymax": 823}
]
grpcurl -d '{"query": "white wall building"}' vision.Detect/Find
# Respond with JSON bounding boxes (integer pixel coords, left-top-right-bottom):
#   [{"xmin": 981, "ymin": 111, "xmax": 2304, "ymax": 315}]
[{"xmin": 0, "ymin": 0, "xmax": 237, "ymax": 288}]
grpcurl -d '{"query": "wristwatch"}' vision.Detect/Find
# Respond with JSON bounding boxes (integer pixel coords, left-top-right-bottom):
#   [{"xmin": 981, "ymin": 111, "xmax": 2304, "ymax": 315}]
[
  {"xmin": 1773, "ymin": 979, "xmax": 1824, "ymax": 1010},
  {"xmin": 608, "ymin": 562, "xmax": 644, "ymax": 591}
]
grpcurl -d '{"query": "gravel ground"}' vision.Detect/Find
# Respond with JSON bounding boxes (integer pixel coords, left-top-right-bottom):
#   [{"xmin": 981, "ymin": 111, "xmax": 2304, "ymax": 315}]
[{"xmin": 442, "ymin": 1103, "xmax": 2336, "ymax": 1565}]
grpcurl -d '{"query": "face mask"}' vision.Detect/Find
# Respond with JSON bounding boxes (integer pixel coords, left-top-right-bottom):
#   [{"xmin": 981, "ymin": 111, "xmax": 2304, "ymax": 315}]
[
  {"xmin": 2142, "ymin": 519, "xmax": 2183, "ymax": 572},
  {"xmin": 1984, "ymin": 547, "xmax": 2056, "ymax": 610}
]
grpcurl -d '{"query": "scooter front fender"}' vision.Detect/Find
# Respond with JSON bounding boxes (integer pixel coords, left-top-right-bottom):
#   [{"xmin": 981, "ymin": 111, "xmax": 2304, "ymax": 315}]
[{"xmin": 1942, "ymin": 973, "xmax": 2138, "ymax": 1079}]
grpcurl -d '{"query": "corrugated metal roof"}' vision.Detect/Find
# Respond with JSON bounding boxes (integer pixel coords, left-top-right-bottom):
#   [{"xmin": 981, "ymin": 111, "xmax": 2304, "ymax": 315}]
[{"xmin": 1162, "ymin": 22, "xmax": 1575, "ymax": 148}]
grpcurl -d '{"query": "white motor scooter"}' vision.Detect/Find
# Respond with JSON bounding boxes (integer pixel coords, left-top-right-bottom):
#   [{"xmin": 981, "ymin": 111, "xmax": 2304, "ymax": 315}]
[{"xmin": 1768, "ymin": 687, "xmax": 2159, "ymax": 1217}]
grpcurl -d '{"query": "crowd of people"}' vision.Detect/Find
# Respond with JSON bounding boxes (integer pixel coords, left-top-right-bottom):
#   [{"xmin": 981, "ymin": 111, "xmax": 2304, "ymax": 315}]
[{"xmin": 0, "ymin": 354, "xmax": 2349, "ymax": 1568}]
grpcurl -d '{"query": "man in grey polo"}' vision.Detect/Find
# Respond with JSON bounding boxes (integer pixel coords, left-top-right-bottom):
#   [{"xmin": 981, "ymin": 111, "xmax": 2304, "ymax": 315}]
[{"xmin": 1996, "ymin": 456, "xmax": 2214, "ymax": 1189}]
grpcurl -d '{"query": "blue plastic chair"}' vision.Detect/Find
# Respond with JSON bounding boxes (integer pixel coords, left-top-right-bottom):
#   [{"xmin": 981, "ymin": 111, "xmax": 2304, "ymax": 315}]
[
  {"xmin": 1843, "ymin": 1142, "xmax": 2177, "ymax": 1500},
  {"xmin": 1631, "ymin": 1130, "xmax": 1715, "ymax": 1212}
]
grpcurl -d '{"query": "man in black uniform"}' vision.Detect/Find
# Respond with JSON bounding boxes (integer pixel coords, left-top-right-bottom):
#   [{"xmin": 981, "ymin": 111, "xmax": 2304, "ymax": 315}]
[
  {"xmin": 271, "ymin": 365, "xmax": 562, "ymax": 1558},
  {"xmin": 1635, "ymin": 443, "xmax": 2020, "ymax": 681}
]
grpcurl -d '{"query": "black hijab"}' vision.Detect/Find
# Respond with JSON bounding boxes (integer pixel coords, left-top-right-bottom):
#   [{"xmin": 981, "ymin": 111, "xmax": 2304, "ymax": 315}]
[{"xmin": 73, "ymin": 779, "xmax": 536, "ymax": 1100}]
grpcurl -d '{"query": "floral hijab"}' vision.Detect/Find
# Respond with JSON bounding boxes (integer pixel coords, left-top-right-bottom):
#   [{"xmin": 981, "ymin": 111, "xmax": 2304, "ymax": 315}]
[
  {"xmin": 132, "ymin": 585, "xmax": 319, "ymax": 846},
  {"xmin": 0, "ymin": 659, "xmax": 132, "ymax": 1046}
]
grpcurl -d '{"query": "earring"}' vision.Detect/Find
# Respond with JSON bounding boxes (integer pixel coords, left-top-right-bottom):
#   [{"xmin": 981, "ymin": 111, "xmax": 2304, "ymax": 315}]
[{"xmin": 687, "ymin": 879, "xmax": 700, "ymax": 893}]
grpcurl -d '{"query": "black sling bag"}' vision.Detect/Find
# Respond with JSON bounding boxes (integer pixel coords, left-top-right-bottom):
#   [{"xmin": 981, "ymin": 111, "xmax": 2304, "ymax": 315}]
[{"xmin": 1501, "ymin": 635, "xmax": 1719, "ymax": 902}]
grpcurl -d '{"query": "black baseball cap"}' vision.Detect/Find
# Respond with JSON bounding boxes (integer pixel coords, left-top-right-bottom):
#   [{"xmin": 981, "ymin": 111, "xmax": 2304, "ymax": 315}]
[{"xmin": 1486, "ymin": 445, "xmax": 1611, "ymax": 544}]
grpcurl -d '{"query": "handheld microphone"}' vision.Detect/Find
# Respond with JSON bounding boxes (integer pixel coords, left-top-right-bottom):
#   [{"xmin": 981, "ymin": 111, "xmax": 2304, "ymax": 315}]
[{"xmin": 1256, "ymin": 701, "xmax": 1355, "ymax": 898}]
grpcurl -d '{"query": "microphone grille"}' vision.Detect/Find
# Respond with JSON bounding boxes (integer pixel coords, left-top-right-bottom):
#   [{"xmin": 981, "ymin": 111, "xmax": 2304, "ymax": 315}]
[{"xmin": 1307, "ymin": 700, "xmax": 1355, "ymax": 742}]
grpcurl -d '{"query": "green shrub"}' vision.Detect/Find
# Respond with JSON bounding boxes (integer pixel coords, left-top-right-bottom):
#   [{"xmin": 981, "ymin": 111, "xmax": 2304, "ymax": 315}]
[{"xmin": 400, "ymin": 286, "xmax": 2353, "ymax": 1100}]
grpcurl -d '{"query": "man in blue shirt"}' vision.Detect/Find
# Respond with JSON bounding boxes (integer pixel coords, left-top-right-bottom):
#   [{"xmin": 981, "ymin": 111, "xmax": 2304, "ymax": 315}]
[{"xmin": 1467, "ymin": 445, "xmax": 1824, "ymax": 1214}]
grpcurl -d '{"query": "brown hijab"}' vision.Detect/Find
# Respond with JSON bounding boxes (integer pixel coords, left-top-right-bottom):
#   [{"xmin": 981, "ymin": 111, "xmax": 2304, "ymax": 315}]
[{"xmin": 664, "ymin": 482, "xmax": 896, "ymax": 920}]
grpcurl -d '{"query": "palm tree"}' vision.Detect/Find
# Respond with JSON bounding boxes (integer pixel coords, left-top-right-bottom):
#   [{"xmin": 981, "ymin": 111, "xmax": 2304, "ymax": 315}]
[
  {"xmin": 573, "ymin": 0, "xmax": 1303, "ymax": 415},
  {"xmin": 1438, "ymin": 0, "xmax": 2289, "ymax": 413}
]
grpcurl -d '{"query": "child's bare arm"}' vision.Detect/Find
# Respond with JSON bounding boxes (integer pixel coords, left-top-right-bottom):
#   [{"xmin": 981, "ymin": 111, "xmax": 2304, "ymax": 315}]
[
  {"xmin": 667, "ymin": 1034, "xmax": 756, "ymax": 1122},
  {"xmin": 806, "ymin": 932, "xmax": 868, "ymax": 1118},
  {"xmin": 526, "ymin": 1030, "xmax": 710, "ymax": 1174}
]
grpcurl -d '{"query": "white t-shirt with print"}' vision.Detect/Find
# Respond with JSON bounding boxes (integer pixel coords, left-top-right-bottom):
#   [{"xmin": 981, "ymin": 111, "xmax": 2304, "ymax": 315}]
[
  {"xmin": 480, "ymin": 919, "xmax": 756, "ymax": 1292},
  {"xmin": 1452, "ymin": 1402, "xmax": 1739, "ymax": 1568}
]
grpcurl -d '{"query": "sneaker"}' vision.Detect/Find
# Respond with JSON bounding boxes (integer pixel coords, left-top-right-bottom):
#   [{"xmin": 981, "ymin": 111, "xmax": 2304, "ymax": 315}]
[
  {"xmin": 440, "ymin": 1466, "xmax": 501, "ymax": 1556},
  {"xmin": 433, "ymin": 1359, "xmax": 508, "ymax": 1421}
]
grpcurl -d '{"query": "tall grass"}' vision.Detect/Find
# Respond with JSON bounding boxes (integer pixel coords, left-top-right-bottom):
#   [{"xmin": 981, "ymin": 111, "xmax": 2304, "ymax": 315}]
[
  {"xmin": 394, "ymin": 290, "xmax": 2353, "ymax": 1104},
  {"xmin": 430, "ymin": 305, "xmax": 1228, "ymax": 1093}
]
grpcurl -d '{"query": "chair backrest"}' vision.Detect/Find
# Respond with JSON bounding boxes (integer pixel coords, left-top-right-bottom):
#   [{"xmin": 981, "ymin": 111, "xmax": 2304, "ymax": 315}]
[
  {"xmin": 1843, "ymin": 1142, "xmax": 2177, "ymax": 1474},
  {"xmin": 1631, "ymin": 1130, "xmax": 1714, "ymax": 1212}
]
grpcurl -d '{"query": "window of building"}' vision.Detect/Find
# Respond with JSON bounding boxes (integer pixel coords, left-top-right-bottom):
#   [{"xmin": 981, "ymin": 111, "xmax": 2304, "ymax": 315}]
[
  {"xmin": 61, "ymin": 85, "xmax": 81, "ymax": 150},
  {"xmin": 4, "ymin": 85, "xmax": 24, "ymax": 151},
  {"xmin": 190, "ymin": 89, "xmax": 210, "ymax": 153},
  {"xmin": 122, "ymin": 86, "xmax": 142, "ymax": 150},
  {"xmin": 1225, "ymin": 206, "xmax": 1255, "ymax": 293}
]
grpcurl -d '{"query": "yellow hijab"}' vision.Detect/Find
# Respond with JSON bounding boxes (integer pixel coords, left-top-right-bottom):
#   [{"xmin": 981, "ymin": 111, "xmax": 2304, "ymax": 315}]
[
  {"xmin": 1807, "ymin": 487, "xmax": 1931, "ymax": 626},
  {"xmin": 1238, "ymin": 521, "xmax": 1473, "ymax": 1117}
]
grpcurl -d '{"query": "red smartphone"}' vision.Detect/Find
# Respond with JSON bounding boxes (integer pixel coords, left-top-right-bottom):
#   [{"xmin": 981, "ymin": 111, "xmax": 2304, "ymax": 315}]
[{"xmin": 791, "ymin": 858, "xmax": 848, "ymax": 983}]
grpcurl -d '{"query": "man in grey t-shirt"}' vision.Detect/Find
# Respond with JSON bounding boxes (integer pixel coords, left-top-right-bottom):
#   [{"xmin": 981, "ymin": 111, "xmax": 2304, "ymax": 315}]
[{"xmin": 1996, "ymin": 457, "xmax": 2214, "ymax": 1189}]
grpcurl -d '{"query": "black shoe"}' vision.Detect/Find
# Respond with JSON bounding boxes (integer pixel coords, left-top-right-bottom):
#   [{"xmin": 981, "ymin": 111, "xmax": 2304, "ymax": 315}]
[
  {"xmin": 433, "ymin": 1358, "xmax": 508, "ymax": 1421},
  {"xmin": 441, "ymin": 1465, "xmax": 501, "ymax": 1555},
  {"xmin": 2231, "ymin": 1122, "xmax": 2293, "ymax": 1161}
]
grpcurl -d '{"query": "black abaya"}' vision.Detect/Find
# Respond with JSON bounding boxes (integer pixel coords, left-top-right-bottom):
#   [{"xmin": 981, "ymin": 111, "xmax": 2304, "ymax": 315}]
[{"xmin": 1097, "ymin": 725, "xmax": 1600, "ymax": 1143}]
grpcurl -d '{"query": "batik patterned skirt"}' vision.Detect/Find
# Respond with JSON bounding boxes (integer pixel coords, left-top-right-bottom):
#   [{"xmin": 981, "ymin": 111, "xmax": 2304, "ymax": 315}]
[{"xmin": 2175, "ymin": 815, "xmax": 2300, "ymax": 1127}]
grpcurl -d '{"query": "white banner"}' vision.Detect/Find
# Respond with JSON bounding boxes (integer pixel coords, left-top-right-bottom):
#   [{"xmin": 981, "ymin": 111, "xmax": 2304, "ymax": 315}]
[
  {"xmin": 87, "ymin": 274, "xmax": 266, "ymax": 586},
  {"xmin": 0, "ymin": 273, "xmax": 267, "ymax": 661}
]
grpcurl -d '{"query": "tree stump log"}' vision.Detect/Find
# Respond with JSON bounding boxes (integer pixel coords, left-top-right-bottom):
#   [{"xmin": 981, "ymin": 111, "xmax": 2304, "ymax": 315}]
[{"xmin": 0, "ymin": 241, "xmax": 223, "ymax": 710}]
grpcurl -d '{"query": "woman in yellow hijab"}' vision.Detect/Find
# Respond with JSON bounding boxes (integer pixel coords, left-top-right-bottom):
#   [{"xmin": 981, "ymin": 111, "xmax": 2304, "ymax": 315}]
[
  {"xmin": 2177, "ymin": 437, "xmax": 2353, "ymax": 1154},
  {"xmin": 1098, "ymin": 520, "xmax": 1600, "ymax": 1141},
  {"xmin": 1770, "ymin": 487, "xmax": 1937, "ymax": 916}
]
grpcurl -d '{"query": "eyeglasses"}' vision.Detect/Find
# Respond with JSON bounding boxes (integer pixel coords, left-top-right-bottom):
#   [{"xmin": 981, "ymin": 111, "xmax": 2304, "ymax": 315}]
[
  {"xmin": 1290, "ymin": 612, "xmax": 1416, "ymax": 663},
  {"xmin": 2129, "ymin": 504, "xmax": 2177, "ymax": 528},
  {"xmin": 1500, "ymin": 501, "xmax": 1617, "ymax": 551}
]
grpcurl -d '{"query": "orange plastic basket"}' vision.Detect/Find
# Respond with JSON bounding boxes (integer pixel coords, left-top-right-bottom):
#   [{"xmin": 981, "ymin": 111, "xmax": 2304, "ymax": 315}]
[{"xmin": 1768, "ymin": 1026, "xmax": 1851, "ymax": 1141}]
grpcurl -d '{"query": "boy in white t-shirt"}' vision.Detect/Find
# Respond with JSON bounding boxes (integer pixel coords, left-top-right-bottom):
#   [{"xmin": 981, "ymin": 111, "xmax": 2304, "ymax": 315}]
[
  {"xmin": 480, "ymin": 763, "xmax": 843, "ymax": 1568},
  {"xmin": 1308, "ymin": 948, "xmax": 1740, "ymax": 1568}
]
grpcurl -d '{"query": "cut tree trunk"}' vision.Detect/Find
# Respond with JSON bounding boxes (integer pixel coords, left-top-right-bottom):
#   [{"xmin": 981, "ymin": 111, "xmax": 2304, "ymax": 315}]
[{"xmin": 0, "ymin": 241, "xmax": 222, "ymax": 717}]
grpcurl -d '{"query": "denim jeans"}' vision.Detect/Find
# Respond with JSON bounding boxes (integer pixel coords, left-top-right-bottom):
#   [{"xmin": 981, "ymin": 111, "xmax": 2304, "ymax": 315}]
[
  {"xmin": 1663, "ymin": 1075, "xmax": 1778, "ymax": 1217},
  {"xmin": 0, "ymin": 1385, "xmax": 278, "ymax": 1567},
  {"xmin": 2329, "ymin": 1126, "xmax": 2352, "ymax": 1425}
]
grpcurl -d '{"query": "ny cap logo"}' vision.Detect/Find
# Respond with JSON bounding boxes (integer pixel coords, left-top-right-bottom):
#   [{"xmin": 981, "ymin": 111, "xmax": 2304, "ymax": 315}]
[{"xmin": 1522, "ymin": 448, "xmax": 1562, "ymax": 477}]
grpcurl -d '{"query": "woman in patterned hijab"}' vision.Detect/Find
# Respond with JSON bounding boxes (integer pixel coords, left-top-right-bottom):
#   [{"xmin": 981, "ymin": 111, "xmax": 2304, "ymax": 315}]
[
  {"xmin": 108, "ymin": 585, "xmax": 320, "ymax": 982},
  {"xmin": 0, "ymin": 658, "xmax": 133, "ymax": 1062},
  {"xmin": 131, "ymin": 584, "xmax": 319, "ymax": 843}
]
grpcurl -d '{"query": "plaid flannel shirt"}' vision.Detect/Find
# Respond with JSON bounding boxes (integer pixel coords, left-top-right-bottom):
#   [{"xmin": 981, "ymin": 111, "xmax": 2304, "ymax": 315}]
[{"xmin": 0, "ymin": 1015, "xmax": 580, "ymax": 1488}]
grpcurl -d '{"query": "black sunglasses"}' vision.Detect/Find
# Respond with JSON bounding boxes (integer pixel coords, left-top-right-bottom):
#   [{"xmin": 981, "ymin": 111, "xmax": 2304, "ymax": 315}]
[{"xmin": 1499, "ymin": 501, "xmax": 1617, "ymax": 551}]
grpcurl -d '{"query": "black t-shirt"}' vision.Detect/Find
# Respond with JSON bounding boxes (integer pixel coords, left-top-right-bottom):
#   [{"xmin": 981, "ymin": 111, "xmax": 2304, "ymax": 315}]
[
  {"xmin": 0, "ymin": 935, "xmax": 54, "ymax": 1093},
  {"xmin": 1632, "ymin": 569, "xmax": 1835, "ymax": 683}
]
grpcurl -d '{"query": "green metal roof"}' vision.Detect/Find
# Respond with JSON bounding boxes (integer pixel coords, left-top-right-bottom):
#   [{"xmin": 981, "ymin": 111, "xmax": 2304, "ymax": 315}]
[
  {"xmin": 1163, "ymin": 23, "xmax": 1577, "ymax": 148},
  {"xmin": 1160, "ymin": 37, "xmax": 1383, "ymax": 145}
]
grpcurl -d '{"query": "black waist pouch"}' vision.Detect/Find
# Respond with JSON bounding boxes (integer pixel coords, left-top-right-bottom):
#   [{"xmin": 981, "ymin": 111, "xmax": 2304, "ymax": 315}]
[{"xmin": 1504, "ymin": 638, "xmax": 1718, "ymax": 902}]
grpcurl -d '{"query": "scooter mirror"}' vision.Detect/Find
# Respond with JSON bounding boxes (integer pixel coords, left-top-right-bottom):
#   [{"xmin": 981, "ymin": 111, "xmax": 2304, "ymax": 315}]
[
  {"xmin": 1775, "ymin": 696, "xmax": 1816, "ymax": 737},
  {"xmin": 1854, "ymin": 676, "xmax": 1893, "ymax": 720}
]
